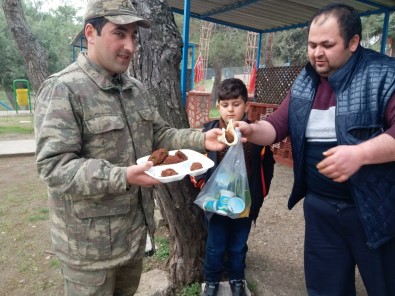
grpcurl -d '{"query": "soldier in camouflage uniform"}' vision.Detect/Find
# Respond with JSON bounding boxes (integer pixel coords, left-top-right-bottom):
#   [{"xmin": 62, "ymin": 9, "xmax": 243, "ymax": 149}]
[{"xmin": 34, "ymin": 0, "xmax": 225, "ymax": 294}]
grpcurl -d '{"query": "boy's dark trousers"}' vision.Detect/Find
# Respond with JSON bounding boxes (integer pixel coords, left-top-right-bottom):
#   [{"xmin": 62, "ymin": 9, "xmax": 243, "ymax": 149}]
[{"xmin": 204, "ymin": 214, "xmax": 252, "ymax": 282}]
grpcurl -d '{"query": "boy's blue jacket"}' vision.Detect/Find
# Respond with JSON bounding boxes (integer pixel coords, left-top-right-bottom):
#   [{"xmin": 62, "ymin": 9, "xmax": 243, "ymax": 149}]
[{"xmin": 198, "ymin": 118, "xmax": 275, "ymax": 221}]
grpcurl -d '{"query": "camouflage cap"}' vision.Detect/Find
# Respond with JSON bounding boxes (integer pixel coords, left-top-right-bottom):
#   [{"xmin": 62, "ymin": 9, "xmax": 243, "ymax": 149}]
[{"xmin": 84, "ymin": 0, "xmax": 150, "ymax": 28}]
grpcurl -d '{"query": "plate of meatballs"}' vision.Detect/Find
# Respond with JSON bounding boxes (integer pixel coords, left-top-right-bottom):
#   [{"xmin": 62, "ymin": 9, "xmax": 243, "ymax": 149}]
[{"xmin": 136, "ymin": 148, "xmax": 214, "ymax": 183}]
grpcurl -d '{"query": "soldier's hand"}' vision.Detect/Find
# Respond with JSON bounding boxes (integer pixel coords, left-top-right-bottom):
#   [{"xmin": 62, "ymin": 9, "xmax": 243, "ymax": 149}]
[
  {"xmin": 126, "ymin": 162, "xmax": 161, "ymax": 186},
  {"xmin": 204, "ymin": 128, "xmax": 227, "ymax": 151}
]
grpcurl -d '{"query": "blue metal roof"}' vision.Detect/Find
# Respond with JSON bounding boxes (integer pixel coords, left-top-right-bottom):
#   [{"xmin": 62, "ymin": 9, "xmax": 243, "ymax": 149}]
[{"xmin": 168, "ymin": 0, "xmax": 395, "ymax": 34}]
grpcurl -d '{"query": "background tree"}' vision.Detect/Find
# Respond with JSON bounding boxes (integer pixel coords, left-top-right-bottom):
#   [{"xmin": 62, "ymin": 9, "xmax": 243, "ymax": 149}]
[
  {"xmin": 262, "ymin": 32, "xmax": 275, "ymax": 67},
  {"xmin": 208, "ymin": 26, "xmax": 245, "ymax": 105},
  {"xmin": 0, "ymin": 5, "xmax": 26, "ymax": 108},
  {"xmin": 271, "ymin": 28, "xmax": 308, "ymax": 66},
  {"xmin": 2, "ymin": 0, "xmax": 49, "ymax": 92},
  {"xmin": 131, "ymin": 0, "xmax": 207, "ymax": 288},
  {"xmin": 1, "ymin": 0, "xmax": 81, "ymax": 106},
  {"xmin": 361, "ymin": 13, "xmax": 395, "ymax": 56}
]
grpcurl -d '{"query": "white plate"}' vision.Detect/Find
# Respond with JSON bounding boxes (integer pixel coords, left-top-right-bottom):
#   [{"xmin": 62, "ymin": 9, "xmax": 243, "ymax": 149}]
[{"xmin": 136, "ymin": 149, "xmax": 214, "ymax": 183}]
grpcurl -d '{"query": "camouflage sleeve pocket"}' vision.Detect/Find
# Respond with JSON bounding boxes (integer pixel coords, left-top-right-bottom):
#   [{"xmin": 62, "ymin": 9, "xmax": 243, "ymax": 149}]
[
  {"xmin": 85, "ymin": 115, "xmax": 125, "ymax": 134},
  {"xmin": 137, "ymin": 108, "xmax": 154, "ymax": 121}
]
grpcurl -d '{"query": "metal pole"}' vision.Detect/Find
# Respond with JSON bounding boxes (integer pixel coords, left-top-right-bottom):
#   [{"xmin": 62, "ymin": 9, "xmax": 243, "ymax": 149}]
[
  {"xmin": 181, "ymin": 0, "xmax": 191, "ymax": 107},
  {"xmin": 380, "ymin": 11, "xmax": 389, "ymax": 55},
  {"xmin": 190, "ymin": 43, "xmax": 196, "ymax": 91},
  {"xmin": 256, "ymin": 33, "xmax": 262, "ymax": 69},
  {"xmin": 253, "ymin": 33, "xmax": 263, "ymax": 102}
]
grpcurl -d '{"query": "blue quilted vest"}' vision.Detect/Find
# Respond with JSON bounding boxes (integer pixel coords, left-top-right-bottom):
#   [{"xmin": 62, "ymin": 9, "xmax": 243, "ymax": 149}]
[{"xmin": 288, "ymin": 46, "xmax": 395, "ymax": 249}]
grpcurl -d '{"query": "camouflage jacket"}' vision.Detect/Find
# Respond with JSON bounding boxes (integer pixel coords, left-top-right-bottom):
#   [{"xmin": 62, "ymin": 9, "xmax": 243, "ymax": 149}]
[{"xmin": 34, "ymin": 52, "xmax": 205, "ymax": 270}]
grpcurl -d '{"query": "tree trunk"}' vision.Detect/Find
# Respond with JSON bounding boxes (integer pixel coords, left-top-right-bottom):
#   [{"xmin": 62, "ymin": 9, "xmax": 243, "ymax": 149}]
[
  {"xmin": 5, "ymin": 91, "xmax": 15, "ymax": 110},
  {"xmin": 2, "ymin": 0, "xmax": 49, "ymax": 92},
  {"xmin": 210, "ymin": 63, "xmax": 221, "ymax": 106},
  {"xmin": 132, "ymin": 0, "xmax": 207, "ymax": 288},
  {"xmin": 265, "ymin": 32, "xmax": 274, "ymax": 67}
]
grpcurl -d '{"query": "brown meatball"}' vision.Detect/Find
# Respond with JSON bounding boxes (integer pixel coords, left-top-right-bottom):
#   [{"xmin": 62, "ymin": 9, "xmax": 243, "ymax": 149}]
[
  {"xmin": 162, "ymin": 155, "xmax": 184, "ymax": 165},
  {"xmin": 175, "ymin": 150, "xmax": 188, "ymax": 161},
  {"xmin": 225, "ymin": 130, "xmax": 235, "ymax": 143},
  {"xmin": 161, "ymin": 168, "xmax": 178, "ymax": 177},
  {"xmin": 190, "ymin": 162, "xmax": 203, "ymax": 171},
  {"xmin": 148, "ymin": 148, "xmax": 168, "ymax": 166}
]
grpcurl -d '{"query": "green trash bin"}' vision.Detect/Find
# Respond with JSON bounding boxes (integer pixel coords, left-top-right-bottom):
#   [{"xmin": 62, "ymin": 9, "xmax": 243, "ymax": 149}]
[{"xmin": 13, "ymin": 79, "xmax": 31, "ymax": 113}]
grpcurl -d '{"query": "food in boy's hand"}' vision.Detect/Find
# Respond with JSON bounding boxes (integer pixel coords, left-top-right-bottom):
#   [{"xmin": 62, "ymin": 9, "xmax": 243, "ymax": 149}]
[
  {"xmin": 163, "ymin": 155, "xmax": 184, "ymax": 165},
  {"xmin": 225, "ymin": 130, "xmax": 234, "ymax": 143},
  {"xmin": 190, "ymin": 162, "xmax": 203, "ymax": 171},
  {"xmin": 175, "ymin": 150, "xmax": 188, "ymax": 161},
  {"xmin": 217, "ymin": 119, "xmax": 238, "ymax": 146},
  {"xmin": 148, "ymin": 148, "xmax": 168, "ymax": 165},
  {"xmin": 161, "ymin": 168, "xmax": 178, "ymax": 177}
]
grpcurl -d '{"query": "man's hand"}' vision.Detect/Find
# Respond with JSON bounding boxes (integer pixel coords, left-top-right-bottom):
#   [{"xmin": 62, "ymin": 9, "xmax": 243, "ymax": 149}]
[
  {"xmin": 233, "ymin": 120, "xmax": 276, "ymax": 146},
  {"xmin": 204, "ymin": 128, "xmax": 227, "ymax": 151},
  {"xmin": 233, "ymin": 121, "xmax": 252, "ymax": 143},
  {"xmin": 316, "ymin": 145, "xmax": 364, "ymax": 182},
  {"xmin": 126, "ymin": 162, "xmax": 161, "ymax": 186}
]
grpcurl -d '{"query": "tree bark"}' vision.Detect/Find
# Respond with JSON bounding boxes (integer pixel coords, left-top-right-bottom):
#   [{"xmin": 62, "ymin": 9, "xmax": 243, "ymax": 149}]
[
  {"xmin": 132, "ymin": 0, "xmax": 207, "ymax": 288},
  {"xmin": 210, "ymin": 63, "xmax": 221, "ymax": 106},
  {"xmin": 2, "ymin": 0, "xmax": 49, "ymax": 92},
  {"xmin": 265, "ymin": 32, "xmax": 274, "ymax": 67}
]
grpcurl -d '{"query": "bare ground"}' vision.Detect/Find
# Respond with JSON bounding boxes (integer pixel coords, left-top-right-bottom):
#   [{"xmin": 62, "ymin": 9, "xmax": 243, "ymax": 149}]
[
  {"xmin": 246, "ymin": 163, "xmax": 307, "ymax": 296},
  {"xmin": 0, "ymin": 138, "xmax": 367, "ymax": 295}
]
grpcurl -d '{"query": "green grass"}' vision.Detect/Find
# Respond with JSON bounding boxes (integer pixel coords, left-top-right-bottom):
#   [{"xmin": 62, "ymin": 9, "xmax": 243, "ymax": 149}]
[
  {"xmin": 49, "ymin": 257, "xmax": 60, "ymax": 268},
  {"xmin": 0, "ymin": 125, "xmax": 33, "ymax": 134},
  {"xmin": 154, "ymin": 236, "xmax": 170, "ymax": 261},
  {"xmin": 29, "ymin": 208, "xmax": 49, "ymax": 222},
  {"xmin": 209, "ymin": 107, "xmax": 220, "ymax": 119},
  {"xmin": 247, "ymin": 280, "xmax": 257, "ymax": 294},
  {"xmin": 0, "ymin": 115, "xmax": 34, "ymax": 135},
  {"xmin": 179, "ymin": 282, "xmax": 201, "ymax": 296}
]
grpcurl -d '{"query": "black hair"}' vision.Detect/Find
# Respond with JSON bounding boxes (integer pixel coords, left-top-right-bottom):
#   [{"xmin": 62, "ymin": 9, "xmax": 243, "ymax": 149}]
[
  {"xmin": 85, "ymin": 17, "xmax": 109, "ymax": 36},
  {"xmin": 307, "ymin": 3, "xmax": 362, "ymax": 47},
  {"xmin": 217, "ymin": 78, "xmax": 248, "ymax": 103}
]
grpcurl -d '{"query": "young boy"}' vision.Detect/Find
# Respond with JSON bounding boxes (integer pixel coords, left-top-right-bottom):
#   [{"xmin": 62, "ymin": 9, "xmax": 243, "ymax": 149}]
[{"xmin": 192, "ymin": 78, "xmax": 275, "ymax": 296}]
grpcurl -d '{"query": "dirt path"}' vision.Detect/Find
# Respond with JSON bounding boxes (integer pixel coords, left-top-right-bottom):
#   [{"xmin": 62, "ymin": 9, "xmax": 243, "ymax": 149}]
[
  {"xmin": 0, "ymin": 155, "xmax": 63, "ymax": 295},
  {"xmin": 246, "ymin": 164, "xmax": 306, "ymax": 295},
  {"xmin": 0, "ymin": 153, "xmax": 367, "ymax": 295}
]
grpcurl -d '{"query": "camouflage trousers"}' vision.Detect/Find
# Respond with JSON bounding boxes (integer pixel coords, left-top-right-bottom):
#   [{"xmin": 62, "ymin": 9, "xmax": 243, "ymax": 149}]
[
  {"xmin": 61, "ymin": 258, "xmax": 143, "ymax": 296},
  {"xmin": 61, "ymin": 233, "xmax": 147, "ymax": 296}
]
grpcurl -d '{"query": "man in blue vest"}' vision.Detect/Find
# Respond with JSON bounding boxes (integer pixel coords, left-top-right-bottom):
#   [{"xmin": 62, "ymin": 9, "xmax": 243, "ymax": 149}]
[{"xmin": 236, "ymin": 3, "xmax": 395, "ymax": 295}]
